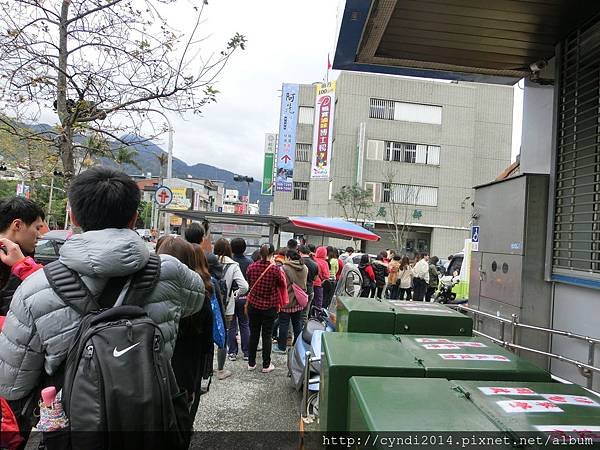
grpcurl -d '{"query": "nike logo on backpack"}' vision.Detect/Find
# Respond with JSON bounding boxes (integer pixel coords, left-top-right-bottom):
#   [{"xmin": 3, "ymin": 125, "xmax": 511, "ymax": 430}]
[{"xmin": 113, "ymin": 342, "xmax": 140, "ymax": 357}]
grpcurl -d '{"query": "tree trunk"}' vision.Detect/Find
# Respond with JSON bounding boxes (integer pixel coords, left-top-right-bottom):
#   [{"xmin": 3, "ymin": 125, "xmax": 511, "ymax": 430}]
[{"xmin": 58, "ymin": 1, "xmax": 73, "ymax": 183}]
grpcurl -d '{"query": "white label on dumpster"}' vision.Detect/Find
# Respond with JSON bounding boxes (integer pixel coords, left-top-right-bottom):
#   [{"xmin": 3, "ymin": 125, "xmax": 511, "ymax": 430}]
[
  {"xmin": 535, "ymin": 426, "xmax": 600, "ymax": 441},
  {"xmin": 438, "ymin": 353, "xmax": 510, "ymax": 361},
  {"xmin": 451, "ymin": 341, "xmax": 487, "ymax": 348},
  {"xmin": 479, "ymin": 387, "xmax": 537, "ymax": 396},
  {"xmin": 402, "ymin": 306, "xmax": 452, "ymax": 313},
  {"xmin": 415, "ymin": 338, "xmax": 452, "ymax": 343},
  {"xmin": 541, "ymin": 394, "xmax": 600, "ymax": 407},
  {"xmin": 422, "ymin": 343, "xmax": 461, "ymax": 350},
  {"xmin": 497, "ymin": 400, "xmax": 563, "ymax": 413}
]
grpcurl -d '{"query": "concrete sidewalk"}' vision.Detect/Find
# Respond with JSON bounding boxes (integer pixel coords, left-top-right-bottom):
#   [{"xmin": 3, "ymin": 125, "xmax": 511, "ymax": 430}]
[{"xmin": 194, "ymin": 350, "xmax": 302, "ymax": 432}]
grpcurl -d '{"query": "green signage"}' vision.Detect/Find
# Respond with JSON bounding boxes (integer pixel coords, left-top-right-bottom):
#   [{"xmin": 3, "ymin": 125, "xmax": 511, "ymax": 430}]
[{"xmin": 261, "ymin": 153, "xmax": 275, "ymax": 195}]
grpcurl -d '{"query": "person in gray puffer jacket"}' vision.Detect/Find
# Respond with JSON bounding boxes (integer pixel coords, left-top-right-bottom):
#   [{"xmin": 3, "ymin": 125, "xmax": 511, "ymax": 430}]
[{"xmin": 0, "ymin": 167, "xmax": 205, "ymax": 403}]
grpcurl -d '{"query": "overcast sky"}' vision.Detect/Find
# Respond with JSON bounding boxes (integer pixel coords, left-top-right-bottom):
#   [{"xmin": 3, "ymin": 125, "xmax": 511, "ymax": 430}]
[
  {"xmin": 160, "ymin": 0, "xmax": 523, "ymax": 180},
  {"xmin": 36, "ymin": 0, "xmax": 522, "ymax": 179},
  {"xmin": 148, "ymin": 0, "xmax": 343, "ymax": 180}
]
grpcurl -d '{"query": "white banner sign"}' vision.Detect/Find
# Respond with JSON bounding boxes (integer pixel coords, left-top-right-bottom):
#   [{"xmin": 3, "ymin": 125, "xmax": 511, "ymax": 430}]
[
  {"xmin": 311, "ymin": 81, "xmax": 336, "ymax": 179},
  {"xmin": 542, "ymin": 394, "xmax": 600, "ymax": 407},
  {"xmin": 479, "ymin": 387, "xmax": 537, "ymax": 396},
  {"xmin": 438, "ymin": 353, "xmax": 510, "ymax": 362},
  {"xmin": 497, "ymin": 400, "xmax": 563, "ymax": 413}
]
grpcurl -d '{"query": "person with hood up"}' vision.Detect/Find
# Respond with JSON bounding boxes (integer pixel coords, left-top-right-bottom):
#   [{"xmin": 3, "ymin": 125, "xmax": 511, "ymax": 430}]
[
  {"xmin": 313, "ymin": 246, "xmax": 331, "ymax": 310},
  {"xmin": 274, "ymin": 249, "xmax": 308, "ymax": 353},
  {"xmin": 372, "ymin": 252, "xmax": 389, "ymax": 299},
  {"xmin": 358, "ymin": 254, "xmax": 376, "ymax": 298},
  {"xmin": 213, "ymin": 238, "xmax": 249, "ymax": 380}
]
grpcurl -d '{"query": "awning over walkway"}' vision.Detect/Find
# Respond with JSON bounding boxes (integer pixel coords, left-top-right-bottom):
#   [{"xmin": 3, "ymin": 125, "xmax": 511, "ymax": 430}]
[
  {"xmin": 333, "ymin": 0, "xmax": 600, "ymax": 84},
  {"xmin": 288, "ymin": 217, "xmax": 380, "ymax": 241},
  {"xmin": 163, "ymin": 210, "xmax": 380, "ymax": 242}
]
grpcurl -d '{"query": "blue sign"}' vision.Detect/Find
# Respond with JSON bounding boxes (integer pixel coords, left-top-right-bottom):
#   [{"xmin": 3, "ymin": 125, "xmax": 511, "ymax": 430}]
[
  {"xmin": 471, "ymin": 226, "xmax": 480, "ymax": 243},
  {"xmin": 276, "ymin": 84, "xmax": 299, "ymax": 192},
  {"xmin": 511, "ymin": 242, "xmax": 522, "ymax": 250}
]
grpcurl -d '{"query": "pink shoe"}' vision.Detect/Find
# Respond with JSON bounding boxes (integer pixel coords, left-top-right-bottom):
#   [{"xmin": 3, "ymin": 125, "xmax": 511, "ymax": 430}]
[{"xmin": 261, "ymin": 363, "xmax": 275, "ymax": 373}]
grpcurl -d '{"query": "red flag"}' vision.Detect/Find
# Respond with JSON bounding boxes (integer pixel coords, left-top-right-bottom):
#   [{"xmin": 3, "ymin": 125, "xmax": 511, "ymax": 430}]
[{"xmin": 327, "ymin": 54, "xmax": 332, "ymax": 70}]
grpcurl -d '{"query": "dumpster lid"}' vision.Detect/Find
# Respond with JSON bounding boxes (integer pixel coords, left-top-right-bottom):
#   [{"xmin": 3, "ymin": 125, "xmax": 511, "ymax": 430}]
[
  {"xmin": 455, "ymin": 380, "xmax": 600, "ymax": 434},
  {"xmin": 400, "ymin": 335, "xmax": 551, "ymax": 382},
  {"xmin": 349, "ymin": 377, "xmax": 502, "ymax": 432}
]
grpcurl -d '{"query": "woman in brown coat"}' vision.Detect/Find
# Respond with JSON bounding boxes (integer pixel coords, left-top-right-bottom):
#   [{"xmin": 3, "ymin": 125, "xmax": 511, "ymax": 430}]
[{"xmin": 275, "ymin": 249, "xmax": 308, "ymax": 353}]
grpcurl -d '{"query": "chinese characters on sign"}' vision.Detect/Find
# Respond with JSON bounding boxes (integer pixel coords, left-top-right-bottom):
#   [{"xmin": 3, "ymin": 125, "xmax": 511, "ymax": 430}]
[
  {"xmin": 276, "ymin": 84, "xmax": 299, "ymax": 192},
  {"xmin": 479, "ymin": 387, "xmax": 537, "ymax": 396},
  {"xmin": 311, "ymin": 81, "xmax": 336, "ymax": 179},
  {"xmin": 262, "ymin": 133, "xmax": 277, "ymax": 196},
  {"xmin": 496, "ymin": 400, "xmax": 563, "ymax": 413}
]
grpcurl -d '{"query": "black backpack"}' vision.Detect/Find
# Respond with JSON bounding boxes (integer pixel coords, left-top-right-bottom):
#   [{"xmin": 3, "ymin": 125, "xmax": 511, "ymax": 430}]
[{"xmin": 43, "ymin": 254, "xmax": 192, "ymax": 450}]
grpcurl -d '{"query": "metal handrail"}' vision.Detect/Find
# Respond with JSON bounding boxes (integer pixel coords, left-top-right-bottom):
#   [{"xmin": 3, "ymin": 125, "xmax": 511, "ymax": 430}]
[
  {"xmin": 451, "ymin": 304, "xmax": 600, "ymax": 345},
  {"xmin": 448, "ymin": 304, "xmax": 599, "ymax": 389}
]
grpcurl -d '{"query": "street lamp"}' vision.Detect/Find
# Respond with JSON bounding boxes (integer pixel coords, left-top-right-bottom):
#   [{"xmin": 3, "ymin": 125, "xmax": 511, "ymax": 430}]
[{"xmin": 233, "ymin": 175, "xmax": 254, "ymax": 214}]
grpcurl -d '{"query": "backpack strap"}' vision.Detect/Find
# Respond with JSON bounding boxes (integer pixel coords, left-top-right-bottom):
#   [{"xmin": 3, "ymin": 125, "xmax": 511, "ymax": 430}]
[
  {"xmin": 44, "ymin": 261, "xmax": 98, "ymax": 315},
  {"xmin": 124, "ymin": 253, "xmax": 161, "ymax": 306},
  {"xmin": 44, "ymin": 254, "xmax": 161, "ymax": 313}
]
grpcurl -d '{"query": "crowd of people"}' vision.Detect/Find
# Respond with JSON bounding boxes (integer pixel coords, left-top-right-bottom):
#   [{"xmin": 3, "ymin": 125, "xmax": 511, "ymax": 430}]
[
  {"xmin": 350, "ymin": 248, "xmax": 442, "ymax": 302},
  {"xmin": 0, "ymin": 165, "xmax": 449, "ymax": 449}
]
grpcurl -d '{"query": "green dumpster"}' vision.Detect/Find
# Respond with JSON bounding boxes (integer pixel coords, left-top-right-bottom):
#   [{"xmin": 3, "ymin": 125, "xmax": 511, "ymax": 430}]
[
  {"xmin": 335, "ymin": 297, "xmax": 473, "ymax": 336},
  {"xmin": 320, "ymin": 333, "xmax": 424, "ymax": 432},
  {"xmin": 456, "ymin": 380, "xmax": 600, "ymax": 434},
  {"xmin": 389, "ymin": 300, "xmax": 473, "ymax": 336},
  {"xmin": 335, "ymin": 297, "xmax": 396, "ymax": 333},
  {"xmin": 400, "ymin": 335, "xmax": 552, "ymax": 382},
  {"xmin": 321, "ymin": 332, "xmax": 551, "ymax": 432},
  {"xmin": 348, "ymin": 377, "xmax": 600, "ymax": 447},
  {"xmin": 347, "ymin": 377, "xmax": 502, "ymax": 434}
]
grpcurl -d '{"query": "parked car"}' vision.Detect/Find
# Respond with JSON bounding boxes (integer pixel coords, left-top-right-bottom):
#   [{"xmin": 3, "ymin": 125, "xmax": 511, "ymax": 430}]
[{"xmin": 34, "ymin": 230, "xmax": 73, "ymax": 265}]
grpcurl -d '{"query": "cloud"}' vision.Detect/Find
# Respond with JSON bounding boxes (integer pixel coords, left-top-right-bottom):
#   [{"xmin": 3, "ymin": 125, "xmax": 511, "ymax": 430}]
[{"xmin": 157, "ymin": 0, "xmax": 341, "ymax": 180}]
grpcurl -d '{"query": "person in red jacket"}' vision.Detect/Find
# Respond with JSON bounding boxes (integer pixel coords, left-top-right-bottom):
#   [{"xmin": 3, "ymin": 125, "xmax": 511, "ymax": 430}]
[
  {"xmin": 313, "ymin": 246, "xmax": 331, "ymax": 310},
  {"xmin": 358, "ymin": 254, "xmax": 376, "ymax": 298}
]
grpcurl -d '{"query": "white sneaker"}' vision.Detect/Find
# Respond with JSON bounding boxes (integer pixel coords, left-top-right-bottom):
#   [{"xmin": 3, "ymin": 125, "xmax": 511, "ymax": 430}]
[
  {"xmin": 261, "ymin": 363, "xmax": 275, "ymax": 373},
  {"xmin": 217, "ymin": 369, "xmax": 232, "ymax": 380}
]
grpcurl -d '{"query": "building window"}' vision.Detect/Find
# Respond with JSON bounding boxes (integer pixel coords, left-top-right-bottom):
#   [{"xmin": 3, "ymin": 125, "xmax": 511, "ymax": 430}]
[
  {"xmin": 298, "ymin": 106, "xmax": 314, "ymax": 125},
  {"xmin": 369, "ymin": 98, "xmax": 395, "ymax": 120},
  {"xmin": 552, "ymin": 20, "xmax": 600, "ymax": 278},
  {"xmin": 370, "ymin": 98, "xmax": 442, "ymax": 124},
  {"xmin": 379, "ymin": 140, "xmax": 440, "ymax": 166},
  {"xmin": 382, "ymin": 183, "xmax": 438, "ymax": 207},
  {"xmin": 293, "ymin": 182, "xmax": 309, "ymax": 201},
  {"xmin": 295, "ymin": 143, "xmax": 311, "ymax": 162}
]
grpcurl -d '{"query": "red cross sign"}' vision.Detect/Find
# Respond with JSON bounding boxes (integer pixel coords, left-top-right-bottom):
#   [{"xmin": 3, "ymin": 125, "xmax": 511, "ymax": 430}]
[{"xmin": 155, "ymin": 186, "xmax": 173, "ymax": 207}]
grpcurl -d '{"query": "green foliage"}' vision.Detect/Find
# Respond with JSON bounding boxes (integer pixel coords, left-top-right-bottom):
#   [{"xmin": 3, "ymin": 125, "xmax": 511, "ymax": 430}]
[{"xmin": 333, "ymin": 184, "xmax": 373, "ymax": 223}]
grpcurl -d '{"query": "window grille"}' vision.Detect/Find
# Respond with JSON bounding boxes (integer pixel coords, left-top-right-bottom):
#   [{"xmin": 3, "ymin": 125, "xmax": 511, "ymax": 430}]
[
  {"xmin": 298, "ymin": 107, "xmax": 314, "ymax": 125},
  {"xmin": 381, "ymin": 183, "xmax": 438, "ymax": 207},
  {"xmin": 295, "ymin": 143, "xmax": 311, "ymax": 162},
  {"xmin": 552, "ymin": 19, "xmax": 600, "ymax": 276},
  {"xmin": 293, "ymin": 182, "xmax": 309, "ymax": 201},
  {"xmin": 369, "ymin": 98, "xmax": 395, "ymax": 120}
]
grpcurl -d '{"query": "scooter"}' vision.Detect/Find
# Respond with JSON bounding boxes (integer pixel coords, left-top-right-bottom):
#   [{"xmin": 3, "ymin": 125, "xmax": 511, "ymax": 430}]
[
  {"xmin": 435, "ymin": 274, "xmax": 467, "ymax": 304},
  {"xmin": 288, "ymin": 263, "xmax": 362, "ymax": 419}
]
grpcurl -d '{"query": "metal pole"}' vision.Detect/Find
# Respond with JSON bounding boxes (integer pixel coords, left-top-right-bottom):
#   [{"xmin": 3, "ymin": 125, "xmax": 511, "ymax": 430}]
[
  {"xmin": 511, "ymin": 314, "xmax": 519, "ymax": 355},
  {"xmin": 247, "ymin": 182, "xmax": 251, "ymax": 215},
  {"xmin": 300, "ymin": 351, "xmax": 312, "ymax": 418},
  {"xmin": 587, "ymin": 341, "xmax": 596, "ymax": 389},
  {"xmin": 47, "ymin": 175, "xmax": 55, "ymax": 221},
  {"xmin": 164, "ymin": 117, "xmax": 173, "ymax": 235}
]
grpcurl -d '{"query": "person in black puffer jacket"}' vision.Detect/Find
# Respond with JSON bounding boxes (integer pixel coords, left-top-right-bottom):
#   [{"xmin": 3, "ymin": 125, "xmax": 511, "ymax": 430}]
[{"xmin": 371, "ymin": 252, "xmax": 389, "ymax": 299}]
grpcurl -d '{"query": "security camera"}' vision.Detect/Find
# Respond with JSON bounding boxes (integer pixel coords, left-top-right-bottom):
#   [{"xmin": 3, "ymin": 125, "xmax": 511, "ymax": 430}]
[{"xmin": 530, "ymin": 60, "xmax": 547, "ymax": 72}]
